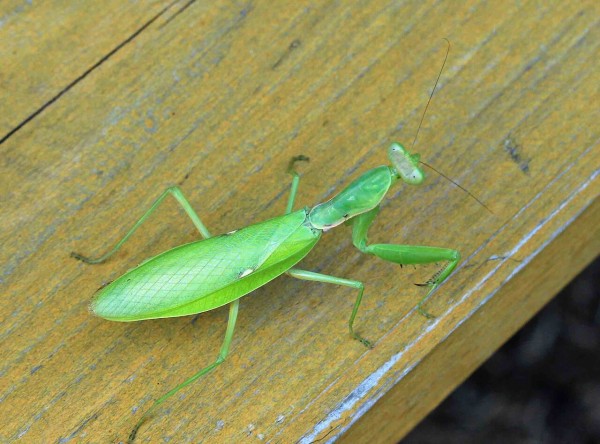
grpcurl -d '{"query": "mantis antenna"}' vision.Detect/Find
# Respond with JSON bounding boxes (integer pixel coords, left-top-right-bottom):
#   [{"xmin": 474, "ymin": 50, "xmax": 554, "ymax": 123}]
[
  {"xmin": 411, "ymin": 38, "xmax": 450, "ymax": 152},
  {"xmin": 411, "ymin": 38, "xmax": 493, "ymax": 214}
]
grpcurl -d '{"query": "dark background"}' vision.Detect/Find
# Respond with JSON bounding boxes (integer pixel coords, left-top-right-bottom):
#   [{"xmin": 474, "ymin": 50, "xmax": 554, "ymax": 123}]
[{"xmin": 403, "ymin": 257, "xmax": 599, "ymax": 444}]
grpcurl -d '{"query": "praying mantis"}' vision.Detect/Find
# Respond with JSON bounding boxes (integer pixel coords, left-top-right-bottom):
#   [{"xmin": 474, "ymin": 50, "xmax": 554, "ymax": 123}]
[
  {"xmin": 73, "ymin": 144, "xmax": 461, "ymax": 441},
  {"xmin": 72, "ymin": 40, "xmax": 477, "ymax": 442}
]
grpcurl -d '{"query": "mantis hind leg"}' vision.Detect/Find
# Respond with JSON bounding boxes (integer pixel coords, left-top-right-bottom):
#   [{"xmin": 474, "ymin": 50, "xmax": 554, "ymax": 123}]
[
  {"xmin": 71, "ymin": 186, "xmax": 211, "ymax": 264},
  {"xmin": 351, "ymin": 207, "xmax": 460, "ymax": 318},
  {"xmin": 286, "ymin": 268, "xmax": 372, "ymax": 348},
  {"xmin": 285, "ymin": 155, "xmax": 309, "ymax": 214},
  {"xmin": 128, "ymin": 299, "xmax": 240, "ymax": 443}
]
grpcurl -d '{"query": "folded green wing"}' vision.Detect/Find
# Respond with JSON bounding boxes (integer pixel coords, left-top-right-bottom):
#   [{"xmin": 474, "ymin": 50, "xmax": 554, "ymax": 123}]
[{"xmin": 91, "ymin": 209, "xmax": 320, "ymax": 321}]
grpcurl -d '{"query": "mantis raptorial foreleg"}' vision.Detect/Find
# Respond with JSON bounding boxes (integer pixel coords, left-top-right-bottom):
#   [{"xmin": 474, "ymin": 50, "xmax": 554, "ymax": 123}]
[
  {"xmin": 350, "ymin": 207, "xmax": 460, "ymax": 318},
  {"xmin": 285, "ymin": 268, "xmax": 371, "ymax": 348},
  {"xmin": 71, "ymin": 186, "xmax": 212, "ymax": 264}
]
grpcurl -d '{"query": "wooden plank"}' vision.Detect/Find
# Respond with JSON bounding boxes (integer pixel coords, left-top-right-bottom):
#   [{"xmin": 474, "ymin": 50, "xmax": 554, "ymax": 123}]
[
  {"xmin": 339, "ymin": 189, "xmax": 600, "ymax": 444},
  {"xmin": 1, "ymin": 0, "xmax": 598, "ymax": 442},
  {"xmin": 0, "ymin": 0, "xmax": 169, "ymax": 137}
]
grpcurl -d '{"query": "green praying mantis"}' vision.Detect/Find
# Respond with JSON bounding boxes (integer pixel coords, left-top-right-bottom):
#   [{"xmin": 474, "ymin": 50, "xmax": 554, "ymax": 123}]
[
  {"xmin": 73, "ymin": 144, "xmax": 462, "ymax": 442},
  {"xmin": 72, "ymin": 41, "xmax": 483, "ymax": 442}
]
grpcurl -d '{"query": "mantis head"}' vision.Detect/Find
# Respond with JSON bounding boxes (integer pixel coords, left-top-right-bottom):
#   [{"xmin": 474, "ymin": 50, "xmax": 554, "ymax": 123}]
[{"xmin": 388, "ymin": 142, "xmax": 425, "ymax": 185}]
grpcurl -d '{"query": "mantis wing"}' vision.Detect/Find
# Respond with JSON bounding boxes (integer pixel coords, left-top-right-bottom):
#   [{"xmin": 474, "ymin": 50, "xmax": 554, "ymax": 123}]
[{"xmin": 91, "ymin": 209, "xmax": 320, "ymax": 321}]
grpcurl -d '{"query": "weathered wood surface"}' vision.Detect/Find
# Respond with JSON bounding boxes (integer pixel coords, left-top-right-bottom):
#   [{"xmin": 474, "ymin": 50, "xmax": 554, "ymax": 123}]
[{"xmin": 1, "ymin": 1, "xmax": 598, "ymax": 443}]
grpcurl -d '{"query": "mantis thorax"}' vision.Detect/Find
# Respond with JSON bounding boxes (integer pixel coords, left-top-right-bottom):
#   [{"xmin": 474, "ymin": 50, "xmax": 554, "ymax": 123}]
[{"xmin": 308, "ymin": 143, "xmax": 425, "ymax": 231}]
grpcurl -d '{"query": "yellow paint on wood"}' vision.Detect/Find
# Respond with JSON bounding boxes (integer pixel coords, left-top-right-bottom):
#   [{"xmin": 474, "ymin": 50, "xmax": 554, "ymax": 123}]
[{"xmin": 1, "ymin": 1, "xmax": 598, "ymax": 442}]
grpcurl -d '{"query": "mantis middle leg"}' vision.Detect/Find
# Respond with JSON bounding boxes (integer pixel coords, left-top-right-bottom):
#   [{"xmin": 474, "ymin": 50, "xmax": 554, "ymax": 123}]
[
  {"xmin": 286, "ymin": 268, "xmax": 372, "ymax": 348},
  {"xmin": 285, "ymin": 155, "xmax": 309, "ymax": 214}
]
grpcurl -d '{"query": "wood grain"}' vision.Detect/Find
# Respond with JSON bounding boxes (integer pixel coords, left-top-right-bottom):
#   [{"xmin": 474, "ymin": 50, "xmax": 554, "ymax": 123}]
[{"xmin": 1, "ymin": 1, "xmax": 598, "ymax": 443}]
